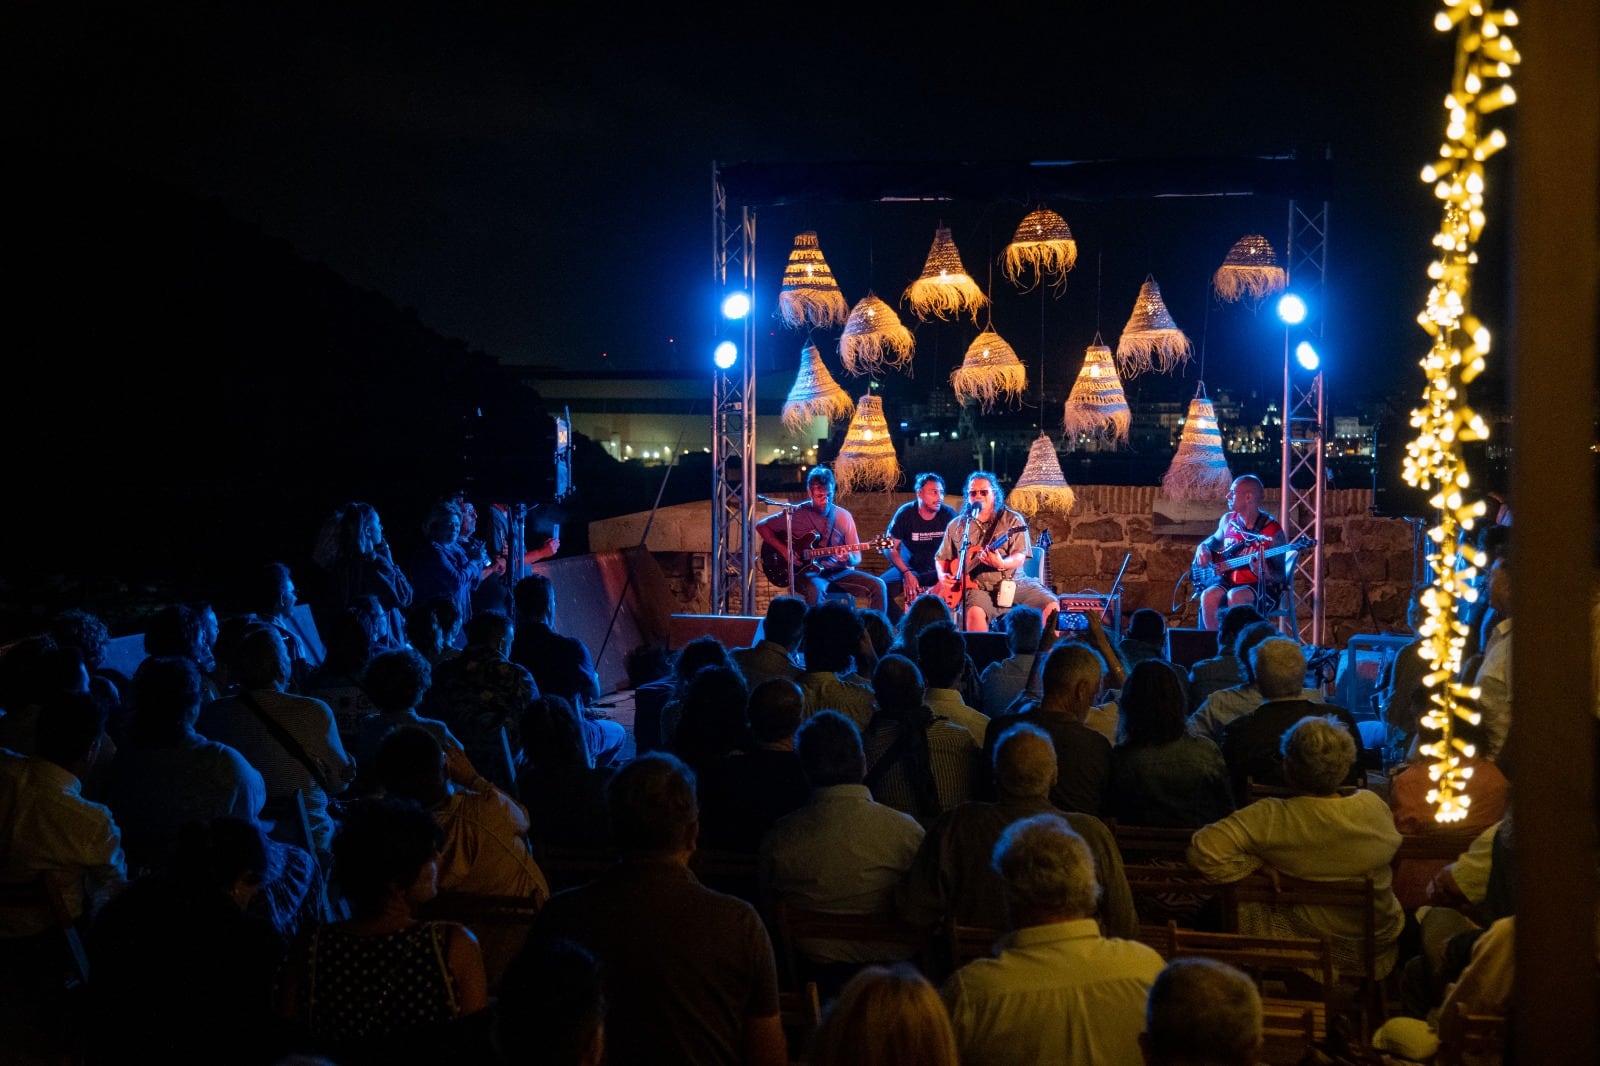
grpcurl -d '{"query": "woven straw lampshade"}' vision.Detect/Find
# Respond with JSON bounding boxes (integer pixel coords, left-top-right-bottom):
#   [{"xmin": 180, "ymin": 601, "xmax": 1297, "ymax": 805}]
[
  {"xmin": 839, "ymin": 291, "xmax": 915, "ymax": 376},
  {"xmin": 782, "ymin": 342, "xmax": 855, "ymax": 435},
  {"xmin": 777, "ymin": 231, "xmax": 850, "ymax": 329},
  {"xmin": 1213, "ymin": 234, "xmax": 1287, "ymax": 304},
  {"xmin": 1009, "ymin": 434, "xmax": 1077, "ymax": 517},
  {"xmin": 950, "ymin": 326, "xmax": 1027, "ymax": 411},
  {"xmin": 1161, "ymin": 383, "xmax": 1234, "ymax": 501},
  {"xmin": 903, "ymin": 226, "xmax": 986, "ymax": 322},
  {"xmin": 1001, "ymin": 206, "xmax": 1078, "ymax": 293},
  {"xmin": 834, "ymin": 394, "xmax": 901, "ymax": 494},
  {"xmin": 1116, "ymin": 275, "xmax": 1193, "ymax": 376},
  {"xmin": 1062, "ymin": 340, "xmax": 1131, "ymax": 446}
]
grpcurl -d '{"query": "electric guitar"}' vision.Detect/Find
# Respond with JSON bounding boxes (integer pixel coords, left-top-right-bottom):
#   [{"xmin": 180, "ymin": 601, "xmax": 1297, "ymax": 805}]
[
  {"xmin": 760, "ymin": 532, "xmax": 895, "ymax": 588},
  {"xmin": 1191, "ymin": 535, "xmax": 1314, "ymax": 589},
  {"xmin": 938, "ymin": 522, "xmax": 1028, "ymax": 610}
]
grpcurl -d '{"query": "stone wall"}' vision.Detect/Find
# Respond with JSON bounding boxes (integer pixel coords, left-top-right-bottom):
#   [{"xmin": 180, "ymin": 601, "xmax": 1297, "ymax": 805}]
[{"xmin": 588, "ymin": 487, "xmax": 1424, "ymax": 648}]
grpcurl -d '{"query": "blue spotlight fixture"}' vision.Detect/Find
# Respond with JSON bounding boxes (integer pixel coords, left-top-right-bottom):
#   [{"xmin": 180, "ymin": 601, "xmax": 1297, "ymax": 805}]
[
  {"xmin": 1295, "ymin": 341, "xmax": 1321, "ymax": 371},
  {"xmin": 712, "ymin": 340, "xmax": 739, "ymax": 370},
  {"xmin": 1276, "ymin": 292, "xmax": 1307, "ymax": 325},
  {"xmin": 721, "ymin": 291, "xmax": 751, "ymax": 320}
]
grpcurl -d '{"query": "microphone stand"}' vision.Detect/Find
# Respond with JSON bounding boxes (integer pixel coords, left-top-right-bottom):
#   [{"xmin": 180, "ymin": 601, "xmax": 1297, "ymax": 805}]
[{"xmin": 757, "ymin": 493, "xmax": 804, "ymax": 596}]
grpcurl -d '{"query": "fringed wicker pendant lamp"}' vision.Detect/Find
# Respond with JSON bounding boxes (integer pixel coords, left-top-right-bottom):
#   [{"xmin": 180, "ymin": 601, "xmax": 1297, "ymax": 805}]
[
  {"xmin": 1161, "ymin": 382, "xmax": 1233, "ymax": 501},
  {"xmin": 833, "ymin": 394, "xmax": 901, "ymax": 494},
  {"xmin": 1212, "ymin": 234, "xmax": 1287, "ymax": 304},
  {"xmin": 950, "ymin": 326, "xmax": 1027, "ymax": 412},
  {"xmin": 838, "ymin": 291, "xmax": 915, "ymax": 376},
  {"xmin": 1001, "ymin": 206, "xmax": 1078, "ymax": 293},
  {"xmin": 1116, "ymin": 274, "xmax": 1193, "ymax": 376},
  {"xmin": 1063, "ymin": 335, "xmax": 1131, "ymax": 446},
  {"xmin": 777, "ymin": 231, "xmax": 850, "ymax": 329},
  {"xmin": 1009, "ymin": 434, "xmax": 1077, "ymax": 517},
  {"xmin": 903, "ymin": 225, "xmax": 986, "ymax": 322},
  {"xmin": 782, "ymin": 342, "xmax": 855, "ymax": 435}
]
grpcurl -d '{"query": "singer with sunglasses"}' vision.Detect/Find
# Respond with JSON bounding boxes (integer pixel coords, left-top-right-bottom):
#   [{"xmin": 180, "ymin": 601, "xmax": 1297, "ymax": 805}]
[
  {"xmin": 934, "ymin": 471, "xmax": 1058, "ymax": 633},
  {"xmin": 1192, "ymin": 475, "xmax": 1287, "ymax": 631}
]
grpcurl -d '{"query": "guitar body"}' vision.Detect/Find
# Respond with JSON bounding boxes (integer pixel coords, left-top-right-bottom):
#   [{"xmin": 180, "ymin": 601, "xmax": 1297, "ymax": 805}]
[
  {"xmin": 935, "ymin": 522, "xmax": 1030, "ymax": 612},
  {"xmin": 760, "ymin": 531, "xmax": 896, "ymax": 589},
  {"xmin": 1190, "ymin": 536, "xmax": 1315, "ymax": 591}
]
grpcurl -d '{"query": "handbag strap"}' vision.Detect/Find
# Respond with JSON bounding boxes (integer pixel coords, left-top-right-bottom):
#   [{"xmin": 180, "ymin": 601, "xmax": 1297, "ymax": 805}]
[{"xmin": 238, "ymin": 689, "xmax": 330, "ymax": 791}]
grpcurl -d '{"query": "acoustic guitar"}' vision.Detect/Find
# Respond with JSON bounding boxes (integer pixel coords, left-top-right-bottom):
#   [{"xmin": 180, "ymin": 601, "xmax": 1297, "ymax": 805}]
[
  {"xmin": 1190, "ymin": 535, "xmax": 1314, "ymax": 589},
  {"xmin": 937, "ymin": 522, "xmax": 1027, "ymax": 611},
  {"xmin": 760, "ymin": 531, "xmax": 895, "ymax": 589}
]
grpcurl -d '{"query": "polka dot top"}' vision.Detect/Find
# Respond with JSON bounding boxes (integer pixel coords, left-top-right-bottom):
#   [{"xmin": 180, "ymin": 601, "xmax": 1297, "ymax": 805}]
[{"xmin": 302, "ymin": 921, "xmax": 462, "ymax": 1043}]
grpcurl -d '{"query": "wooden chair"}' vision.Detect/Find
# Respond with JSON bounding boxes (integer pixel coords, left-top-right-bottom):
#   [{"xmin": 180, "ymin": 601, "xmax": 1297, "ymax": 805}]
[
  {"xmin": 1436, "ymin": 1002, "xmax": 1508, "ymax": 1066},
  {"xmin": 778, "ymin": 980, "xmax": 822, "ymax": 1065},
  {"xmin": 1109, "ymin": 821, "xmax": 1196, "ymax": 862},
  {"xmin": 1259, "ymin": 1000, "xmax": 1321, "ymax": 1066},
  {"xmin": 773, "ymin": 902, "xmax": 934, "ymax": 994},
  {"xmin": 1392, "ymin": 826, "xmax": 1485, "ymax": 864},
  {"xmin": 1122, "ymin": 860, "xmax": 1228, "ymax": 930},
  {"xmin": 941, "ymin": 916, "xmax": 1005, "ymax": 978}
]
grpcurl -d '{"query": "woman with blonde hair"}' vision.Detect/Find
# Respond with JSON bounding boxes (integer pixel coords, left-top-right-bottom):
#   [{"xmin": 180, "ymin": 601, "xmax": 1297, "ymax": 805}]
[{"xmin": 807, "ymin": 963, "xmax": 959, "ymax": 1066}]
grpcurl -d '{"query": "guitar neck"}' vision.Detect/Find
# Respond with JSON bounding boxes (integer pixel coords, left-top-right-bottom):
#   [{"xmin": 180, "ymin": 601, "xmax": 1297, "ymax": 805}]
[
  {"xmin": 1218, "ymin": 541, "xmax": 1296, "ymax": 572},
  {"xmin": 798, "ymin": 540, "xmax": 880, "ymax": 561}
]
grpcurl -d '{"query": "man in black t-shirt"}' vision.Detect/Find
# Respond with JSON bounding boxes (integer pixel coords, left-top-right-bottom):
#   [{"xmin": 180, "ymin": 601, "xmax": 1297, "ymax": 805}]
[{"xmin": 883, "ymin": 472, "xmax": 958, "ymax": 621}]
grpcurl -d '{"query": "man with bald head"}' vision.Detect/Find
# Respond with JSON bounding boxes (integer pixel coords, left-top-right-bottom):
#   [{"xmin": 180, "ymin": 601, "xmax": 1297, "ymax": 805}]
[
  {"xmin": 898, "ymin": 722, "xmax": 1135, "ymax": 939},
  {"xmin": 982, "ymin": 642, "xmax": 1113, "ymax": 815}
]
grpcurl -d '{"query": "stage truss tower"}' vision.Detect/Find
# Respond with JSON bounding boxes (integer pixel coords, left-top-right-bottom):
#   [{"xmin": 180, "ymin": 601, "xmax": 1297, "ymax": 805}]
[
  {"xmin": 1282, "ymin": 197, "xmax": 1329, "ymax": 646},
  {"xmin": 711, "ymin": 166, "xmax": 758, "ymax": 615}
]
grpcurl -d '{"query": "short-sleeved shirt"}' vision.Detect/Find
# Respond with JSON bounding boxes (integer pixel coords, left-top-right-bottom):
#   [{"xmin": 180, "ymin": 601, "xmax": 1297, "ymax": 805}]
[
  {"xmin": 1199, "ymin": 510, "xmax": 1286, "ymax": 589},
  {"xmin": 936, "ymin": 508, "xmax": 1033, "ymax": 591},
  {"xmin": 888, "ymin": 501, "xmax": 958, "ymax": 577}
]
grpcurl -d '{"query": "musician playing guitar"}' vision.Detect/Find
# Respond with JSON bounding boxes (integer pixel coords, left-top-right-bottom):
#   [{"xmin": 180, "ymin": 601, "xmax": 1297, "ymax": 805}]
[
  {"xmin": 755, "ymin": 465, "xmax": 889, "ymax": 612},
  {"xmin": 1193, "ymin": 474, "xmax": 1287, "ymax": 631},
  {"xmin": 934, "ymin": 471, "xmax": 1059, "ymax": 633}
]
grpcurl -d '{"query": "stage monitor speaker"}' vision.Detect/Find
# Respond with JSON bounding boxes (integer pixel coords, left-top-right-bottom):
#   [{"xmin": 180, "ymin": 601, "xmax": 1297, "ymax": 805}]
[
  {"xmin": 1166, "ymin": 627, "xmax": 1217, "ymax": 670},
  {"xmin": 1058, "ymin": 593, "xmax": 1121, "ymax": 636},
  {"xmin": 669, "ymin": 614, "xmax": 761, "ymax": 651},
  {"xmin": 961, "ymin": 632, "xmax": 1011, "ymax": 672}
]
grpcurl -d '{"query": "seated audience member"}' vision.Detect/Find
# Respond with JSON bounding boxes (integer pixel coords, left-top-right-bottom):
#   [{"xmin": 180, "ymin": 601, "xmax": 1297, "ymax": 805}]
[
  {"xmin": 1186, "ymin": 620, "xmax": 1318, "ymax": 744},
  {"xmin": 888, "ymin": 594, "xmax": 983, "ymax": 710},
  {"xmin": 1374, "ymin": 589, "xmax": 1429, "ymax": 752},
  {"xmin": 978, "ymin": 605, "xmax": 1044, "ymax": 718},
  {"xmin": 808, "ymin": 963, "xmax": 960, "ymax": 1066},
  {"xmin": 0, "ymin": 692, "xmax": 126, "ymax": 937},
  {"xmin": 982, "ymin": 642, "xmax": 1113, "ymax": 816},
  {"xmin": 669, "ymin": 663, "xmax": 753, "ymax": 776},
  {"xmin": 142, "ymin": 602, "xmax": 225, "ymax": 701},
  {"xmin": 658, "ymin": 635, "xmax": 739, "ymax": 744},
  {"xmin": 899, "ymin": 722, "xmax": 1137, "ymax": 939},
  {"xmin": 795, "ymin": 600, "xmax": 879, "ymax": 730},
  {"xmin": 852, "ymin": 607, "xmax": 896, "ymax": 685},
  {"xmin": 510, "ymin": 572, "xmax": 626, "ymax": 769},
  {"xmin": 697, "ymin": 678, "xmax": 810, "ymax": 854},
  {"xmin": 516, "ymin": 694, "xmax": 616, "ymax": 853},
  {"xmin": 89, "ymin": 818, "xmax": 290, "ymax": 1066},
  {"xmin": 241, "ymin": 563, "xmax": 320, "ymax": 691},
  {"xmin": 48, "ymin": 607, "xmax": 129, "ymax": 720},
  {"xmin": 918, "ymin": 622, "xmax": 991, "ymax": 745},
  {"xmin": 300, "ymin": 606, "xmax": 378, "ymax": 749},
  {"xmin": 1139, "ymin": 957, "xmax": 1263, "ymax": 1066},
  {"xmin": 405, "ymin": 595, "xmax": 463, "ymax": 667},
  {"xmin": 941, "ymin": 813, "xmax": 1165, "ymax": 1065},
  {"xmin": 0, "ymin": 641, "xmax": 95, "ymax": 758},
  {"xmin": 196, "ymin": 625, "xmax": 355, "ymax": 857},
  {"xmin": 376, "ymin": 725, "xmax": 549, "ymax": 988},
  {"xmin": 1185, "ymin": 604, "xmax": 1264, "ymax": 710},
  {"xmin": 862, "ymin": 653, "xmax": 977, "ymax": 822},
  {"xmin": 1118, "ymin": 608, "xmax": 1170, "ymax": 671},
  {"xmin": 1189, "ymin": 715, "xmax": 1405, "ymax": 979},
  {"xmin": 1219, "ymin": 637, "xmax": 1367, "ymax": 803},
  {"xmin": 355, "ymin": 647, "xmax": 479, "ymax": 797},
  {"xmin": 276, "ymin": 798, "xmax": 490, "ymax": 1065},
  {"xmin": 526, "ymin": 752, "xmax": 786, "ymax": 1066},
  {"xmin": 420, "ymin": 610, "xmax": 537, "ymax": 796},
  {"xmin": 759, "ymin": 711, "xmax": 926, "ymax": 973},
  {"xmin": 730, "ymin": 595, "xmax": 806, "ymax": 690},
  {"xmin": 1109, "ymin": 659, "xmax": 1234, "ymax": 829},
  {"xmin": 494, "ymin": 936, "xmax": 607, "ymax": 1066}
]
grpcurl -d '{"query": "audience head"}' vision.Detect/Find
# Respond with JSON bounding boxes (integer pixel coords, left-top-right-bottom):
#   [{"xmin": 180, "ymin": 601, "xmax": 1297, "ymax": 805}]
[
  {"xmin": 607, "ymin": 752, "xmax": 699, "ymax": 856},
  {"xmin": 129, "ymin": 655, "xmax": 204, "ymax": 745},
  {"xmin": 242, "ymin": 562, "xmax": 296, "ymax": 618},
  {"xmin": 1250, "ymin": 637, "xmax": 1306, "ymax": 700},
  {"xmin": 332, "ymin": 796, "xmax": 444, "ymax": 918},
  {"xmin": 142, "ymin": 603, "xmax": 213, "ymax": 669},
  {"xmin": 746, "ymin": 678, "xmax": 805, "ymax": 747},
  {"xmin": 992, "ymin": 812, "xmax": 1099, "ymax": 927},
  {"xmin": 48, "ymin": 609, "xmax": 111, "ymax": 670},
  {"xmin": 362, "ymin": 647, "xmax": 432, "ymax": 714},
  {"xmin": 1140, "ymin": 957, "xmax": 1263, "ymax": 1066},
  {"xmin": 808, "ymin": 963, "xmax": 960, "ymax": 1066},
  {"xmin": 857, "ymin": 608, "xmax": 895, "ymax": 660},
  {"xmin": 1118, "ymin": 660, "xmax": 1191, "ymax": 748},
  {"xmin": 1127, "ymin": 608, "xmax": 1167, "ymax": 646},
  {"xmin": 671, "ymin": 636, "xmax": 733, "ymax": 693},
  {"xmin": 230, "ymin": 625, "xmax": 291, "ymax": 691},
  {"xmin": 375, "ymin": 724, "xmax": 450, "ymax": 805},
  {"xmin": 796, "ymin": 709, "xmax": 866, "ymax": 788},
  {"xmin": 761, "ymin": 595, "xmax": 808, "ymax": 650},
  {"xmin": 802, "ymin": 600, "xmax": 863, "ymax": 673},
  {"xmin": 916, "ymin": 622, "xmax": 967, "ymax": 689},
  {"xmin": 319, "ymin": 604, "xmax": 379, "ymax": 674},
  {"xmin": 523, "ymin": 694, "xmax": 593, "ymax": 773},
  {"xmin": 513, "ymin": 572, "xmax": 557, "ymax": 626},
  {"xmin": 17, "ymin": 644, "xmax": 91, "ymax": 706},
  {"xmin": 406, "ymin": 594, "xmax": 462, "ymax": 659},
  {"xmin": 1003, "ymin": 605, "xmax": 1045, "ymax": 655},
  {"xmin": 1040, "ymin": 642, "xmax": 1108, "ymax": 714},
  {"xmin": 672, "ymin": 663, "xmax": 751, "ymax": 768},
  {"xmin": 496, "ymin": 936, "xmax": 607, "ymax": 1066},
  {"xmin": 1215, "ymin": 603, "xmax": 1266, "ymax": 655},
  {"xmin": 35, "ymin": 691, "xmax": 107, "ymax": 772},
  {"xmin": 896, "ymin": 594, "xmax": 954, "ymax": 650},
  {"xmin": 870, "ymin": 653, "xmax": 925, "ymax": 721},
  {"xmin": 337, "ymin": 501, "xmax": 385, "ymax": 558},
  {"xmin": 170, "ymin": 817, "xmax": 269, "ymax": 904},
  {"xmin": 993, "ymin": 723, "xmax": 1057, "ymax": 801},
  {"xmin": 421, "ymin": 500, "xmax": 464, "ymax": 545},
  {"xmin": 1233, "ymin": 621, "xmax": 1279, "ymax": 683},
  {"xmin": 464, "ymin": 609, "xmax": 514, "ymax": 655},
  {"xmin": 1281, "ymin": 715, "xmax": 1356, "ymax": 795}
]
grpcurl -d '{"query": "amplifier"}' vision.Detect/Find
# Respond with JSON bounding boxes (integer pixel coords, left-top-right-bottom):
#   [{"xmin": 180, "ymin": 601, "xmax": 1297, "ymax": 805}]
[{"xmin": 1056, "ymin": 593, "xmax": 1121, "ymax": 635}]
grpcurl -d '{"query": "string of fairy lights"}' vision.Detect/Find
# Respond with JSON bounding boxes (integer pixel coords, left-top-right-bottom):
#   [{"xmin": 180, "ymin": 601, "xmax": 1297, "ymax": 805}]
[{"xmin": 1403, "ymin": 0, "xmax": 1519, "ymax": 823}]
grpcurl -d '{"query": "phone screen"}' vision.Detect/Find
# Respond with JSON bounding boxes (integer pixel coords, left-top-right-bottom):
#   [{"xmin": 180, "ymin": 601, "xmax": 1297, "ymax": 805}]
[{"xmin": 1057, "ymin": 610, "xmax": 1090, "ymax": 632}]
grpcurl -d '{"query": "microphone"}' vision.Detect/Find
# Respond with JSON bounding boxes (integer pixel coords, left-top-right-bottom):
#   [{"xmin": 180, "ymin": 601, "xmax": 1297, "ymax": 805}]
[{"xmin": 966, "ymin": 501, "xmax": 981, "ymax": 516}]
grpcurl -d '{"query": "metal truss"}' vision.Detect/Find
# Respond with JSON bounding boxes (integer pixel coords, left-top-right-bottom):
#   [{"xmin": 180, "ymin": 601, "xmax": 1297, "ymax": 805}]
[
  {"xmin": 1280, "ymin": 197, "xmax": 1329, "ymax": 646},
  {"xmin": 710, "ymin": 166, "xmax": 758, "ymax": 615}
]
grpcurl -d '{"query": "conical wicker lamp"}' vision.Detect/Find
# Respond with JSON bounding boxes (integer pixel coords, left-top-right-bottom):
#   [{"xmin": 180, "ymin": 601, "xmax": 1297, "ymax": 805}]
[
  {"xmin": 950, "ymin": 326, "xmax": 1027, "ymax": 411},
  {"xmin": 1116, "ymin": 275, "xmax": 1193, "ymax": 376},
  {"xmin": 834, "ymin": 394, "xmax": 901, "ymax": 494},
  {"xmin": 903, "ymin": 225, "xmax": 986, "ymax": 322},
  {"xmin": 1213, "ymin": 234, "xmax": 1287, "ymax": 304},
  {"xmin": 1009, "ymin": 433, "xmax": 1077, "ymax": 517},
  {"xmin": 839, "ymin": 290, "xmax": 915, "ymax": 376},
  {"xmin": 1063, "ymin": 338, "xmax": 1131, "ymax": 446},
  {"xmin": 1161, "ymin": 383, "xmax": 1234, "ymax": 501},
  {"xmin": 782, "ymin": 342, "xmax": 855, "ymax": 435},
  {"xmin": 1001, "ymin": 206, "xmax": 1078, "ymax": 293},
  {"xmin": 777, "ymin": 231, "xmax": 849, "ymax": 329}
]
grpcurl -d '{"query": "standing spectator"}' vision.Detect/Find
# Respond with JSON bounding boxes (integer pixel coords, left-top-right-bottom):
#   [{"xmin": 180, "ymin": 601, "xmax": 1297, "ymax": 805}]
[
  {"xmin": 408, "ymin": 500, "xmax": 486, "ymax": 645},
  {"xmin": 1109, "ymin": 660, "xmax": 1234, "ymax": 829},
  {"xmin": 510, "ymin": 572, "xmax": 625, "ymax": 769},
  {"xmin": 322, "ymin": 502, "xmax": 413, "ymax": 652}
]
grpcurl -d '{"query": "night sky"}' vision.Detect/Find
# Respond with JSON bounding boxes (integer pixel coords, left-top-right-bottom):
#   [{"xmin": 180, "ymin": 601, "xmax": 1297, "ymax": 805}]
[{"xmin": 5, "ymin": 2, "xmax": 1484, "ymax": 408}]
